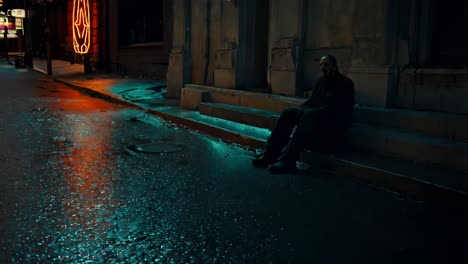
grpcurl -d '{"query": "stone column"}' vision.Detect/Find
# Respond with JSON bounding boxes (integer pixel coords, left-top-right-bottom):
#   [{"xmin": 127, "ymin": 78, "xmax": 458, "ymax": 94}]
[
  {"xmin": 213, "ymin": 1, "xmax": 239, "ymax": 89},
  {"xmin": 268, "ymin": 0, "xmax": 303, "ymax": 96},
  {"xmin": 166, "ymin": 0, "xmax": 191, "ymax": 98}
]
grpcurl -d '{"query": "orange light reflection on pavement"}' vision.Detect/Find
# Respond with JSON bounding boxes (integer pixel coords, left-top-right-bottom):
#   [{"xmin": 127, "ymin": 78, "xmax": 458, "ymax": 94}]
[
  {"xmin": 45, "ymin": 86, "xmax": 123, "ymax": 241},
  {"xmin": 46, "ymin": 87, "xmax": 117, "ymax": 112}
]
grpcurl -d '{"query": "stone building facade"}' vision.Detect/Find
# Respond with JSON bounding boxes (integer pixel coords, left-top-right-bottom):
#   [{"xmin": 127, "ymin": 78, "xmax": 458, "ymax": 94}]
[{"xmin": 166, "ymin": 0, "xmax": 468, "ymax": 114}]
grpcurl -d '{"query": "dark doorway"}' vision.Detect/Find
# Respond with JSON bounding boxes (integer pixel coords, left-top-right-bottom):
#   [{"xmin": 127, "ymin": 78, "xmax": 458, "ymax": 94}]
[
  {"xmin": 237, "ymin": 0, "xmax": 269, "ymax": 90},
  {"xmin": 431, "ymin": 0, "xmax": 468, "ymax": 66}
]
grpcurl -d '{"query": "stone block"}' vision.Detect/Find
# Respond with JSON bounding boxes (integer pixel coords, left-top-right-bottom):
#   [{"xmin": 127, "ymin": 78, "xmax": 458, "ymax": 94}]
[
  {"xmin": 396, "ymin": 70, "xmax": 417, "ymax": 109},
  {"xmin": 270, "ymin": 48, "xmax": 296, "ymax": 71},
  {"xmin": 215, "ymin": 48, "xmax": 235, "ymax": 69},
  {"xmin": 180, "ymin": 88, "xmax": 210, "ymax": 110},
  {"xmin": 209, "ymin": 90, "xmax": 242, "ymax": 106},
  {"xmin": 166, "ymin": 50, "xmax": 184, "ymax": 99},
  {"xmin": 270, "ymin": 70, "xmax": 297, "ymax": 96},
  {"xmin": 214, "ymin": 69, "xmax": 236, "ymax": 89},
  {"xmin": 214, "ymin": 48, "xmax": 236, "ymax": 88},
  {"xmin": 274, "ymin": 37, "xmax": 296, "ymax": 49}
]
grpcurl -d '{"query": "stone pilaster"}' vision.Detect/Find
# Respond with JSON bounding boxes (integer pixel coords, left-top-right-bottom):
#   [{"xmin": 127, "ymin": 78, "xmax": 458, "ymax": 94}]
[
  {"xmin": 166, "ymin": 0, "xmax": 190, "ymax": 99},
  {"xmin": 268, "ymin": 0, "xmax": 303, "ymax": 96}
]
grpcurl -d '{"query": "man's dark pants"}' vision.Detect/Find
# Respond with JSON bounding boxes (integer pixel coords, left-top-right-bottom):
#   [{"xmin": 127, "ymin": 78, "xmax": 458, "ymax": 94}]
[{"xmin": 264, "ymin": 108, "xmax": 315, "ymax": 162}]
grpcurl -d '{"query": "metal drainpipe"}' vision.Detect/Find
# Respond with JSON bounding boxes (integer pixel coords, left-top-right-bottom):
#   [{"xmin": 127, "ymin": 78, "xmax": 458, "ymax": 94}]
[
  {"xmin": 386, "ymin": 0, "xmax": 401, "ymax": 108},
  {"xmin": 295, "ymin": 0, "xmax": 307, "ymax": 97},
  {"xmin": 183, "ymin": 0, "xmax": 192, "ymax": 86},
  {"xmin": 203, "ymin": 0, "xmax": 211, "ymax": 85}
]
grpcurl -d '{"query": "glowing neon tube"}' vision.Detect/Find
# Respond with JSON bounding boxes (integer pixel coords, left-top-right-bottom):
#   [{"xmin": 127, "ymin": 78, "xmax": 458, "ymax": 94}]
[{"xmin": 72, "ymin": 0, "xmax": 91, "ymax": 54}]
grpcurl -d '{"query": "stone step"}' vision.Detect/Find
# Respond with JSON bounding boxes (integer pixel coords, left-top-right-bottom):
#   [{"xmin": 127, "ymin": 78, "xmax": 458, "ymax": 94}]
[
  {"xmin": 196, "ymin": 102, "xmax": 468, "ymax": 173},
  {"xmin": 146, "ymin": 106, "xmax": 270, "ymax": 149},
  {"xmin": 349, "ymin": 123, "xmax": 468, "ymax": 173},
  {"xmin": 184, "ymin": 84, "xmax": 304, "ymax": 112},
  {"xmin": 301, "ymin": 150, "xmax": 468, "ymax": 205},
  {"xmin": 185, "ymin": 85, "xmax": 468, "ymax": 143},
  {"xmin": 354, "ymin": 106, "xmax": 468, "ymax": 142},
  {"xmin": 199, "ymin": 102, "xmax": 279, "ymax": 130}
]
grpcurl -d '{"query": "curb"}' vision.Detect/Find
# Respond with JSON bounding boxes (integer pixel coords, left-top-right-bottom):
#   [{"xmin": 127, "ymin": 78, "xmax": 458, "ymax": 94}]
[
  {"xmin": 145, "ymin": 109, "xmax": 265, "ymax": 150},
  {"xmin": 333, "ymin": 158, "xmax": 468, "ymax": 207},
  {"xmin": 52, "ymin": 76, "xmax": 265, "ymax": 150},
  {"xmin": 53, "ymin": 78, "xmax": 146, "ymax": 110}
]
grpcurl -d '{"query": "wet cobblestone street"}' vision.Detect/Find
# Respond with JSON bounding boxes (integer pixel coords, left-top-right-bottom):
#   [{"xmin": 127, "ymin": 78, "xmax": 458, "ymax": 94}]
[{"xmin": 0, "ymin": 62, "xmax": 466, "ymax": 263}]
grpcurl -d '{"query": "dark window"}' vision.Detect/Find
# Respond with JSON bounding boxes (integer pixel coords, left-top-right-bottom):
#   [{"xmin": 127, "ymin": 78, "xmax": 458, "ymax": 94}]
[
  {"xmin": 431, "ymin": 0, "xmax": 468, "ymax": 66},
  {"xmin": 119, "ymin": 0, "xmax": 163, "ymax": 45}
]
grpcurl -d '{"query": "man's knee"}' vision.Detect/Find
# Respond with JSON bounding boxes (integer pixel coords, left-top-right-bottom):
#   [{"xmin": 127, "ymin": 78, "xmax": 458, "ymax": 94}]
[
  {"xmin": 280, "ymin": 107, "xmax": 303, "ymax": 119},
  {"xmin": 300, "ymin": 109, "xmax": 320, "ymax": 120}
]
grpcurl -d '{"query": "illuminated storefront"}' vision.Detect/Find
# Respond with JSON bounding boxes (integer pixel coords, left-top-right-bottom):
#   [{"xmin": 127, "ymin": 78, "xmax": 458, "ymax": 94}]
[{"xmin": 0, "ymin": 9, "xmax": 25, "ymax": 39}]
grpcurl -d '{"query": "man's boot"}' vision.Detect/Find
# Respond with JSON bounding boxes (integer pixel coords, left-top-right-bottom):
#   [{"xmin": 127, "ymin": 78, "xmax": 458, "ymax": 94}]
[
  {"xmin": 267, "ymin": 159, "xmax": 297, "ymax": 174},
  {"xmin": 252, "ymin": 150, "xmax": 278, "ymax": 168},
  {"xmin": 267, "ymin": 141, "xmax": 299, "ymax": 173}
]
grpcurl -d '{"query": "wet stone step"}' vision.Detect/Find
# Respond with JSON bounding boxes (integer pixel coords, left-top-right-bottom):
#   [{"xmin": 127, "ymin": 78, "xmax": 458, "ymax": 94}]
[{"xmin": 199, "ymin": 102, "xmax": 279, "ymax": 130}]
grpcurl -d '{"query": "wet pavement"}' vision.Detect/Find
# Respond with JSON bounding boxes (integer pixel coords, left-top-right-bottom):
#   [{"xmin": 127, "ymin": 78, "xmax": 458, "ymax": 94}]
[{"xmin": 0, "ymin": 60, "xmax": 467, "ymax": 263}]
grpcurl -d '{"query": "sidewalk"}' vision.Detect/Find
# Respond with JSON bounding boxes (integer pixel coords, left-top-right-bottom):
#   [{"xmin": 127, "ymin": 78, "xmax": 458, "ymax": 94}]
[
  {"xmin": 32, "ymin": 59, "xmax": 271, "ymax": 148},
  {"xmin": 32, "ymin": 59, "xmax": 468, "ymax": 207}
]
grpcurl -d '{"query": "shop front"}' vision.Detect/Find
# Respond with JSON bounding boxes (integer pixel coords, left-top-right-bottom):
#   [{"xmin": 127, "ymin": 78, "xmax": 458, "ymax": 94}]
[{"xmin": 0, "ymin": 8, "xmax": 26, "ymax": 56}]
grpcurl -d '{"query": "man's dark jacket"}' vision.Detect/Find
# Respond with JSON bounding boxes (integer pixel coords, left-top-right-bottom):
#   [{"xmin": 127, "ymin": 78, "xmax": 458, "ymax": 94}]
[{"xmin": 299, "ymin": 72, "xmax": 355, "ymax": 150}]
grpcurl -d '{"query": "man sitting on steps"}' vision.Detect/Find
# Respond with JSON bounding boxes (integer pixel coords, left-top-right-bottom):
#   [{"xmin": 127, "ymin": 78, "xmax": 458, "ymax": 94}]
[{"xmin": 252, "ymin": 55, "xmax": 355, "ymax": 173}]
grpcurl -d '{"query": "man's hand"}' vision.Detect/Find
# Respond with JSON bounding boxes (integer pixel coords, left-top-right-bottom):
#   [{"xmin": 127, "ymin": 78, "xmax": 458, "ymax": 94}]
[{"xmin": 304, "ymin": 90, "xmax": 313, "ymax": 97}]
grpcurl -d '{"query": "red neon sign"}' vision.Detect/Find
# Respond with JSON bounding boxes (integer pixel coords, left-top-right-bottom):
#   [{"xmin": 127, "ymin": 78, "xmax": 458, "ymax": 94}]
[{"xmin": 72, "ymin": 0, "xmax": 91, "ymax": 54}]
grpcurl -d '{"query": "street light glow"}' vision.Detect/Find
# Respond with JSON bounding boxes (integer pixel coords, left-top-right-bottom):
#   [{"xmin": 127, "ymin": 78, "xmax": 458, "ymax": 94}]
[{"xmin": 72, "ymin": 0, "xmax": 91, "ymax": 54}]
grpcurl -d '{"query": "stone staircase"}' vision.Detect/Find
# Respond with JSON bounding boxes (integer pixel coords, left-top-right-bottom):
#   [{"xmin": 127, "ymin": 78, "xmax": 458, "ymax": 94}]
[
  {"xmin": 199, "ymin": 102, "xmax": 279, "ymax": 129},
  {"xmin": 180, "ymin": 84, "xmax": 468, "ymax": 205},
  {"xmin": 350, "ymin": 107, "xmax": 468, "ymax": 172}
]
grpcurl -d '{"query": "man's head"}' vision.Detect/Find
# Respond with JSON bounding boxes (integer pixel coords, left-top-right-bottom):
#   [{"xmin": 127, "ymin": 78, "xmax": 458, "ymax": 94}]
[{"xmin": 320, "ymin": 55, "xmax": 338, "ymax": 78}]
